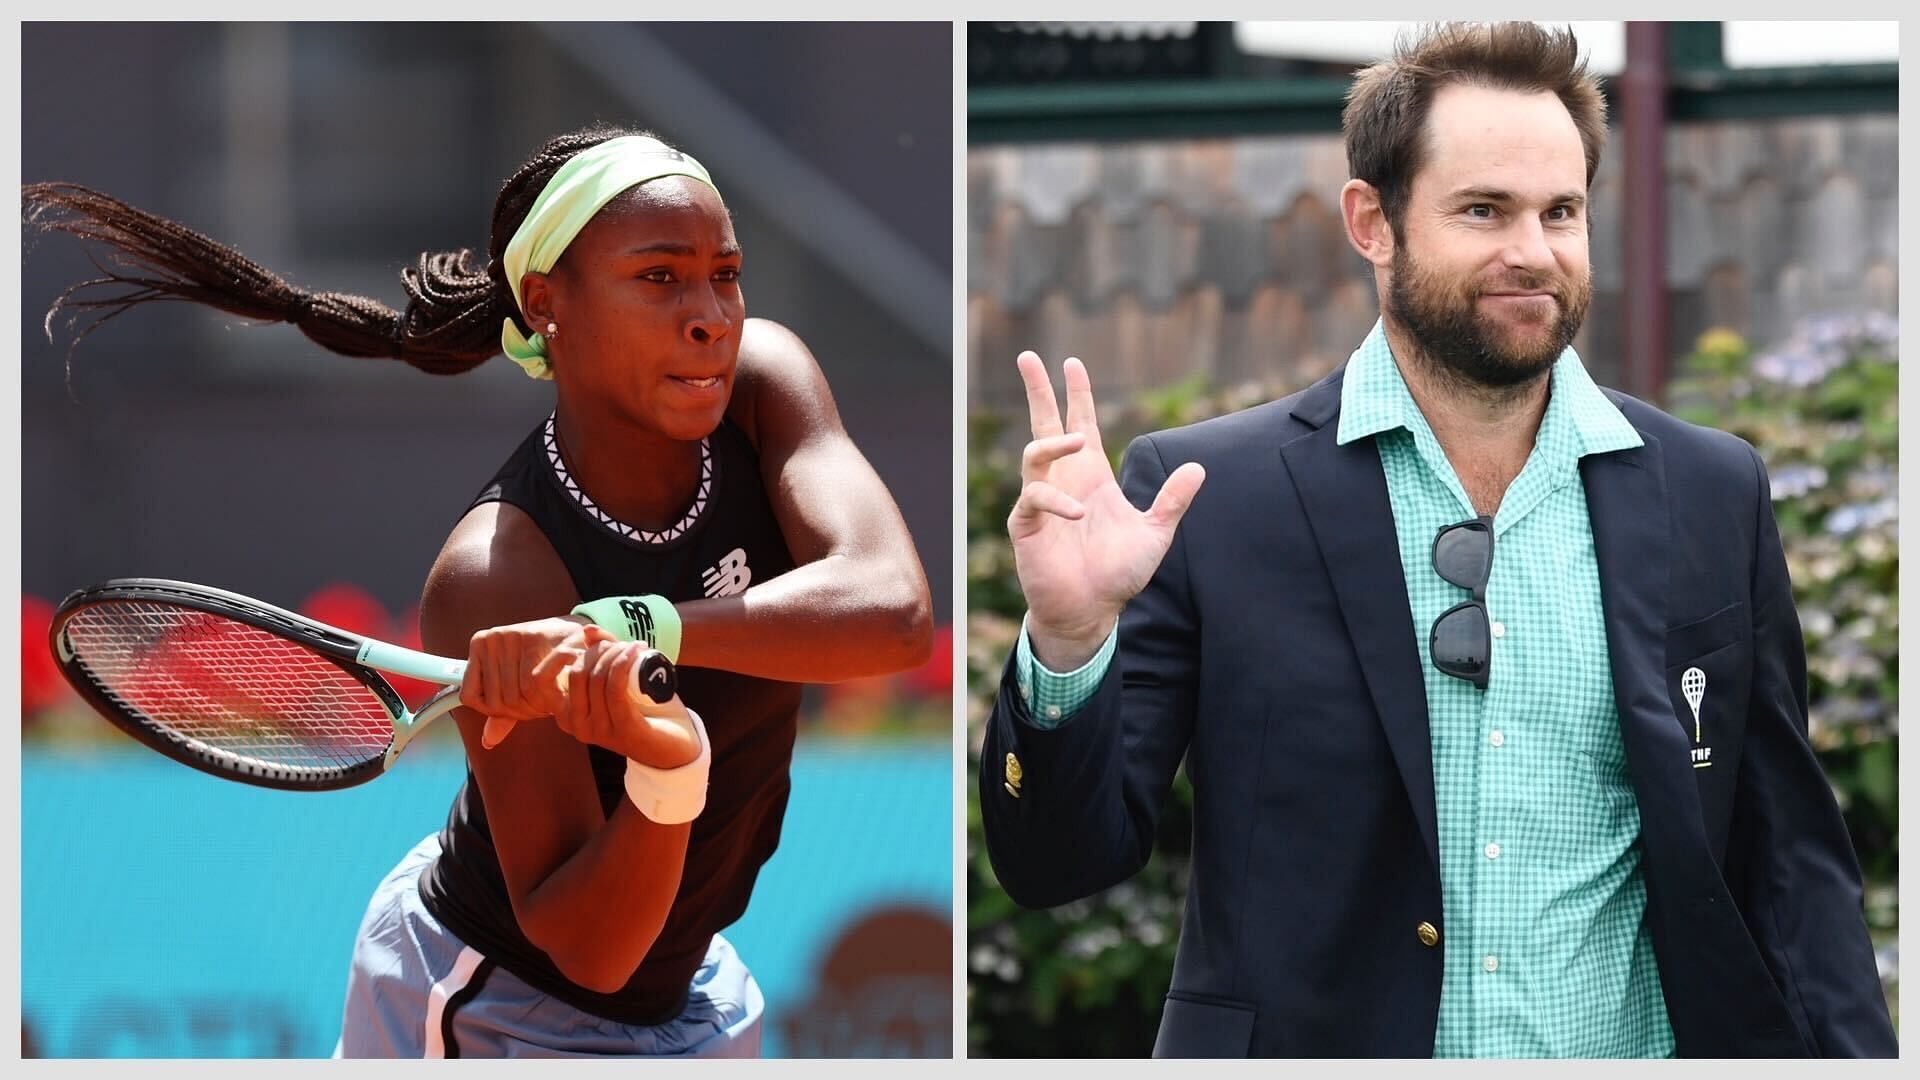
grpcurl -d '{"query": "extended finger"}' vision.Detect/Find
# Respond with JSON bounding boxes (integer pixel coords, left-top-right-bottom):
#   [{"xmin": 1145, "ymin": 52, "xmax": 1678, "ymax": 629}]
[
  {"xmin": 1061, "ymin": 357, "xmax": 1107, "ymax": 455},
  {"xmin": 476, "ymin": 634, "xmax": 506, "ymax": 717},
  {"xmin": 1008, "ymin": 479, "xmax": 1087, "ymax": 536},
  {"xmin": 460, "ymin": 640, "xmax": 487, "ymax": 713},
  {"xmin": 588, "ymin": 640, "xmax": 621, "ymax": 748},
  {"xmin": 1020, "ymin": 431, "xmax": 1086, "ymax": 484},
  {"xmin": 610, "ymin": 645, "xmax": 646, "ymax": 726},
  {"xmin": 481, "ymin": 714, "xmax": 517, "ymax": 750},
  {"xmin": 557, "ymin": 657, "xmax": 590, "ymax": 739},
  {"xmin": 509, "ymin": 635, "xmax": 531, "ymax": 718},
  {"xmin": 1145, "ymin": 461, "xmax": 1208, "ymax": 529},
  {"xmin": 530, "ymin": 644, "xmax": 574, "ymax": 713},
  {"xmin": 1016, "ymin": 350, "xmax": 1065, "ymax": 440},
  {"xmin": 563, "ymin": 638, "xmax": 611, "ymax": 740}
]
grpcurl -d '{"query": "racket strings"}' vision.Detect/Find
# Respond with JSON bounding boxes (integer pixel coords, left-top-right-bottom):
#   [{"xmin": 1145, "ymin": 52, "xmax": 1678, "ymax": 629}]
[{"xmin": 62, "ymin": 601, "xmax": 394, "ymax": 771}]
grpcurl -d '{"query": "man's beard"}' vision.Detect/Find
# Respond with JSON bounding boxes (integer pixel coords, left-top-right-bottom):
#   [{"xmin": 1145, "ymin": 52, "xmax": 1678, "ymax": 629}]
[{"xmin": 1385, "ymin": 245, "xmax": 1592, "ymax": 391}]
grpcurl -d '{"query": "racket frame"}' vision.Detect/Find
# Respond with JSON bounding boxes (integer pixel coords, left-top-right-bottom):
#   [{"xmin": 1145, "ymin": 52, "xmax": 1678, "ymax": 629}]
[{"xmin": 50, "ymin": 578, "xmax": 466, "ymax": 791}]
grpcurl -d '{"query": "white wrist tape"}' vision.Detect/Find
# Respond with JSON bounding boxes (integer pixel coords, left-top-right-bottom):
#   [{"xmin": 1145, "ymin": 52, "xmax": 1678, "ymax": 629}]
[{"xmin": 623, "ymin": 707, "xmax": 711, "ymax": 824}]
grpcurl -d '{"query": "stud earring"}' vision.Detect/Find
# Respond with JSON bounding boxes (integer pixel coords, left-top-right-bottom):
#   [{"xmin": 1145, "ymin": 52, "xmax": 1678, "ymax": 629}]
[{"xmin": 545, "ymin": 322, "xmax": 559, "ymax": 337}]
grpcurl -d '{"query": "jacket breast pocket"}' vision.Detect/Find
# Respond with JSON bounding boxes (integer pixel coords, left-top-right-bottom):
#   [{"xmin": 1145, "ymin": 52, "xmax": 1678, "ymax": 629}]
[
  {"xmin": 1665, "ymin": 600, "xmax": 1748, "ymax": 666},
  {"xmin": 1154, "ymin": 992, "xmax": 1256, "ymax": 1058}
]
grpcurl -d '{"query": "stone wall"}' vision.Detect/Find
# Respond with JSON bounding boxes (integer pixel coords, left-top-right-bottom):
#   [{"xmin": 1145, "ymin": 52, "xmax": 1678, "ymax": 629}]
[{"xmin": 968, "ymin": 113, "xmax": 1898, "ymax": 412}]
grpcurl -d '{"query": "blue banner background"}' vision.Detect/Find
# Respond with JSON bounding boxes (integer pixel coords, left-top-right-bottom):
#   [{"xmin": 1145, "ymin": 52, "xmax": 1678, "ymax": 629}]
[{"xmin": 21, "ymin": 741, "xmax": 951, "ymax": 1058}]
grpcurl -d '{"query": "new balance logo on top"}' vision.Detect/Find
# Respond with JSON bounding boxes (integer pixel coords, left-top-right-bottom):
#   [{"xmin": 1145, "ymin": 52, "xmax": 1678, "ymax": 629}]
[
  {"xmin": 619, "ymin": 598, "xmax": 656, "ymax": 647},
  {"xmin": 702, "ymin": 548, "xmax": 752, "ymax": 598}
]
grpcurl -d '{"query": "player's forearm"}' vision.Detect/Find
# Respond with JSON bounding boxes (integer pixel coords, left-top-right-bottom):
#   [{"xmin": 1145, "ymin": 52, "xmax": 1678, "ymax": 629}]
[
  {"xmin": 676, "ymin": 551, "xmax": 934, "ymax": 681},
  {"xmin": 518, "ymin": 806, "xmax": 692, "ymax": 995}
]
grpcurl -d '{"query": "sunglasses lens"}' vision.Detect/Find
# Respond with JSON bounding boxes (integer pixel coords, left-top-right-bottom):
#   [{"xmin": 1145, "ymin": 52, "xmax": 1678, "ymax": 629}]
[
  {"xmin": 1433, "ymin": 522, "xmax": 1493, "ymax": 592},
  {"xmin": 1431, "ymin": 603, "xmax": 1490, "ymax": 686}
]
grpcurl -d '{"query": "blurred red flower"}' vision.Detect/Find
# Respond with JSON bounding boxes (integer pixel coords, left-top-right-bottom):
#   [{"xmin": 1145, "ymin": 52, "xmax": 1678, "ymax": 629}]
[
  {"xmin": 387, "ymin": 602, "xmax": 439, "ymax": 708},
  {"xmin": 904, "ymin": 622, "xmax": 952, "ymax": 697},
  {"xmin": 21, "ymin": 595, "xmax": 68, "ymax": 718},
  {"xmin": 299, "ymin": 583, "xmax": 432, "ymax": 707},
  {"xmin": 299, "ymin": 582, "xmax": 388, "ymax": 638}
]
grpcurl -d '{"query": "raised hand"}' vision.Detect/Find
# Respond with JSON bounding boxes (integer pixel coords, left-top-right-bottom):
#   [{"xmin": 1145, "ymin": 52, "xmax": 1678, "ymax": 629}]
[{"xmin": 1007, "ymin": 352, "xmax": 1205, "ymax": 670}]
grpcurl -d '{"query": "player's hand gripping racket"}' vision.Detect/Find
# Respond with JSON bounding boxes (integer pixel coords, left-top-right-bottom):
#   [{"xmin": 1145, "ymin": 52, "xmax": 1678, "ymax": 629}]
[{"xmin": 48, "ymin": 578, "xmax": 679, "ymax": 791}]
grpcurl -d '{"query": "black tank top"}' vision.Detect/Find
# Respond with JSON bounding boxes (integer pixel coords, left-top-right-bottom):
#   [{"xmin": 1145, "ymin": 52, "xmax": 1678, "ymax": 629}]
[{"xmin": 417, "ymin": 413, "xmax": 802, "ymax": 1025}]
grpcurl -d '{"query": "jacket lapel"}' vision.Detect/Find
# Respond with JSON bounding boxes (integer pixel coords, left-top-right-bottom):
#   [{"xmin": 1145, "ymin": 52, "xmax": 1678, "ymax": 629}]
[
  {"xmin": 1587, "ymin": 420, "xmax": 1816, "ymax": 1054},
  {"xmin": 1581, "ymin": 438, "xmax": 1716, "ymax": 887},
  {"xmin": 1281, "ymin": 375, "xmax": 1439, "ymax": 869}
]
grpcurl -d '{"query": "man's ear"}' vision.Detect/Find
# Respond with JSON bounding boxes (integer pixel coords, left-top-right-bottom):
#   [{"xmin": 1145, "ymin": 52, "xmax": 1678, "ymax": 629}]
[{"xmin": 1340, "ymin": 179, "xmax": 1395, "ymax": 270}]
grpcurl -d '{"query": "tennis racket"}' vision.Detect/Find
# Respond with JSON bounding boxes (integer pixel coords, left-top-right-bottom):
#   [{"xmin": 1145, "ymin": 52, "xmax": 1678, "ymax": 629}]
[{"xmin": 49, "ymin": 578, "xmax": 678, "ymax": 792}]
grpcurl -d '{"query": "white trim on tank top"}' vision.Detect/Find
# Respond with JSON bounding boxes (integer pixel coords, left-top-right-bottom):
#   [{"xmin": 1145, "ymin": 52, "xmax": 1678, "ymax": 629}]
[{"xmin": 542, "ymin": 412, "xmax": 713, "ymax": 546}]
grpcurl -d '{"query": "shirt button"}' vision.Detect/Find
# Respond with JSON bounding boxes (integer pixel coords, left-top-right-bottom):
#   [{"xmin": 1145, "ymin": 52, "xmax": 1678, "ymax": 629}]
[
  {"xmin": 1491, "ymin": 621, "xmax": 1506, "ymax": 638},
  {"xmin": 1489, "ymin": 730, "xmax": 1505, "ymax": 748},
  {"xmin": 1483, "ymin": 954, "xmax": 1500, "ymax": 973},
  {"xmin": 1045, "ymin": 705, "xmax": 1062, "ymax": 720},
  {"xmin": 1484, "ymin": 842, "xmax": 1502, "ymax": 860},
  {"xmin": 1019, "ymin": 682, "xmax": 1030, "ymax": 702}
]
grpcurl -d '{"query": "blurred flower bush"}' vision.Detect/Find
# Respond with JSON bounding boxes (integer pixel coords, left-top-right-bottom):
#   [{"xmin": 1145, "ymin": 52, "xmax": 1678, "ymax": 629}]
[
  {"xmin": 966, "ymin": 375, "xmax": 1276, "ymax": 1056},
  {"xmin": 1667, "ymin": 314, "xmax": 1899, "ymax": 1005},
  {"xmin": 968, "ymin": 314, "xmax": 1898, "ymax": 1054}
]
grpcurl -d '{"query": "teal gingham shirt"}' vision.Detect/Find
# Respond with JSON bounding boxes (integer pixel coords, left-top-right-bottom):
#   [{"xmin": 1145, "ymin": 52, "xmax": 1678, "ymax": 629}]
[{"xmin": 1015, "ymin": 321, "xmax": 1676, "ymax": 1057}]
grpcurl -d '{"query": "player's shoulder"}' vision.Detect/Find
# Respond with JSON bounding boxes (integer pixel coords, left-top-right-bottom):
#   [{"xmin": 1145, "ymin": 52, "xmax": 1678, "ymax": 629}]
[
  {"xmin": 419, "ymin": 502, "xmax": 576, "ymax": 652},
  {"xmin": 737, "ymin": 318, "xmax": 822, "ymax": 392},
  {"xmin": 1599, "ymin": 385, "xmax": 1764, "ymax": 481},
  {"xmin": 729, "ymin": 317, "xmax": 837, "ymax": 445},
  {"xmin": 740, "ymin": 317, "xmax": 813, "ymax": 360}
]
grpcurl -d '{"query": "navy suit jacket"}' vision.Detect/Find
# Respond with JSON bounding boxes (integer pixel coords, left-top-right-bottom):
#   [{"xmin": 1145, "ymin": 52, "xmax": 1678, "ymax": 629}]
[{"xmin": 981, "ymin": 368, "xmax": 1895, "ymax": 1057}]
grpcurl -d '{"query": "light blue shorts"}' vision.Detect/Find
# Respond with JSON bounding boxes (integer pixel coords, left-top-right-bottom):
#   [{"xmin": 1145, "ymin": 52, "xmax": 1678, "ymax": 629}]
[{"xmin": 333, "ymin": 833, "xmax": 763, "ymax": 1058}]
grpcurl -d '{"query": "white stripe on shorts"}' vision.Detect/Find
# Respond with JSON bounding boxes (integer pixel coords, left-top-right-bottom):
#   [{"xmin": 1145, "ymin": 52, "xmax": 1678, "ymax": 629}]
[{"xmin": 422, "ymin": 945, "xmax": 487, "ymax": 1058}]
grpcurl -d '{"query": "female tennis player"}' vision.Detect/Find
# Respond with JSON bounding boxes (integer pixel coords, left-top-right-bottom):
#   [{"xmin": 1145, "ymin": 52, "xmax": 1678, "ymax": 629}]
[{"xmin": 23, "ymin": 126, "xmax": 934, "ymax": 1058}]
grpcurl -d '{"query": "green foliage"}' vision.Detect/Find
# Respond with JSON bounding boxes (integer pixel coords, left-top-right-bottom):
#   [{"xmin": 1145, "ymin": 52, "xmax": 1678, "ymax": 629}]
[
  {"xmin": 968, "ymin": 315, "xmax": 1899, "ymax": 1054},
  {"xmin": 1667, "ymin": 314, "xmax": 1900, "ymax": 900},
  {"xmin": 965, "ymin": 377, "xmax": 1288, "ymax": 1057}
]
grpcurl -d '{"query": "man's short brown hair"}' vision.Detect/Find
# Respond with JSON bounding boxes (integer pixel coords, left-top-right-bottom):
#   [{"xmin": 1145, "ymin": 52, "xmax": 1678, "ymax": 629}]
[{"xmin": 1343, "ymin": 22, "xmax": 1608, "ymax": 239}]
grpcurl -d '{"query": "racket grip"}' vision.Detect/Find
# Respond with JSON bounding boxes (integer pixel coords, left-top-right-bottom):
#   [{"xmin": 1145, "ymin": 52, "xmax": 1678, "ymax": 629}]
[
  {"xmin": 542, "ymin": 647, "xmax": 676, "ymax": 707},
  {"xmin": 631, "ymin": 648, "xmax": 678, "ymax": 704}
]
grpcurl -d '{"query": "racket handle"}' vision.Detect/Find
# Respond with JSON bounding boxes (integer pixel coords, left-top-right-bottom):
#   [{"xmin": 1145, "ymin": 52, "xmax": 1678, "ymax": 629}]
[
  {"xmin": 632, "ymin": 648, "xmax": 678, "ymax": 705},
  {"xmin": 541, "ymin": 648, "xmax": 675, "ymax": 707}
]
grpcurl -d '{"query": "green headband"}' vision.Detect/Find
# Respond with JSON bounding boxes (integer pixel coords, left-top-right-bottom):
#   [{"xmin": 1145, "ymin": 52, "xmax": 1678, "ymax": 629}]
[{"xmin": 499, "ymin": 135, "xmax": 718, "ymax": 379}]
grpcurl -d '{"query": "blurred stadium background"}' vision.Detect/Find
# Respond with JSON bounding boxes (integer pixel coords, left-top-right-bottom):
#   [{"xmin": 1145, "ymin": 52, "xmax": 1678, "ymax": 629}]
[
  {"xmin": 965, "ymin": 21, "xmax": 1897, "ymax": 1056},
  {"xmin": 19, "ymin": 22, "xmax": 952, "ymax": 1059}
]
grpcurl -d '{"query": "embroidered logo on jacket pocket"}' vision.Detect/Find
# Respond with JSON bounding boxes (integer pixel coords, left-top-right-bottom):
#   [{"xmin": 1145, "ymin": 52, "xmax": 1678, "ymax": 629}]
[{"xmin": 1682, "ymin": 665, "xmax": 1712, "ymax": 768}]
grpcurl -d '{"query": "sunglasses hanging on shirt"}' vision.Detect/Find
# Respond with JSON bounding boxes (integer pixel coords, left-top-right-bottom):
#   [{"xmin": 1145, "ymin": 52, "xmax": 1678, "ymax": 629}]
[{"xmin": 1430, "ymin": 515, "xmax": 1495, "ymax": 689}]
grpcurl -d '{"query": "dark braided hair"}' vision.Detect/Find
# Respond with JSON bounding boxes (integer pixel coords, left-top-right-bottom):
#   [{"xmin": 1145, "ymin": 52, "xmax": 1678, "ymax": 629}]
[{"xmin": 22, "ymin": 124, "xmax": 655, "ymax": 377}]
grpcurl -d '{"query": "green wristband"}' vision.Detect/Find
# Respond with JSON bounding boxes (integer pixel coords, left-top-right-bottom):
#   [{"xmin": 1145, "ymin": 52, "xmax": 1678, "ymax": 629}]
[{"xmin": 571, "ymin": 595, "xmax": 682, "ymax": 664}]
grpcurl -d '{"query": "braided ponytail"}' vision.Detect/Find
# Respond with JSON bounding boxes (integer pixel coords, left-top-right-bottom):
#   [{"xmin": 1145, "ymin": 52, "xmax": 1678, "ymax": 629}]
[{"xmin": 22, "ymin": 123, "xmax": 655, "ymax": 377}]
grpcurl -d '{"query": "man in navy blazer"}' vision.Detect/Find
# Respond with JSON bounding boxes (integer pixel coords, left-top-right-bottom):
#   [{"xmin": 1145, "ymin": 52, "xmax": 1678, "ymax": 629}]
[{"xmin": 980, "ymin": 23, "xmax": 1894, "ymax": 1058}]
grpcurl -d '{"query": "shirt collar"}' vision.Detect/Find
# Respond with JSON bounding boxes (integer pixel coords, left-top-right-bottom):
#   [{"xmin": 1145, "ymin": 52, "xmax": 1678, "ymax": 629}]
[{"xmin": 1335, "ymin": 318, "xmax": 1644, "ymax": 460}]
